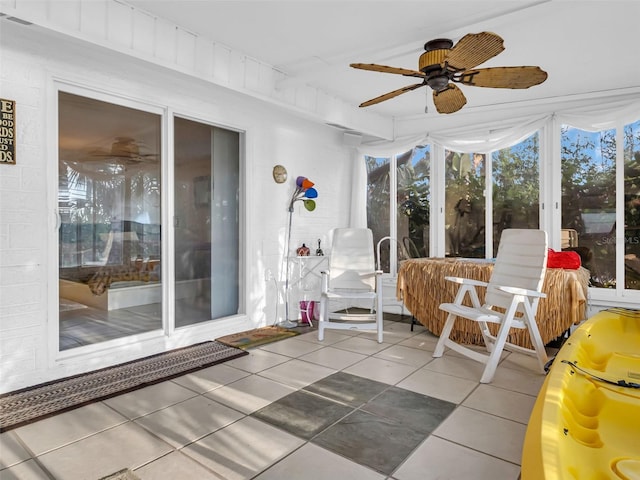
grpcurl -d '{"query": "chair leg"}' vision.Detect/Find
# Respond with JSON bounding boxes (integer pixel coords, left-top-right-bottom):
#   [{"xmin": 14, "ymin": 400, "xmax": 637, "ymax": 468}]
[
  {"xmin": 376, "ymin": 289, "xmax": 384, "ymax": 344},
  {"xmin": 433, "ymin": 313, "xmax": 457, "ymax": 357},
  {"xmin": 479, "ymin": 319, "xmax": 512, "ymax": 383},
  {"xmin": 318, "ymin": 298, "xmax": 326, "ymax": 341},
  {"xmin": 524, "ymin": 315, "xmax": 549, "ymax": 373}
]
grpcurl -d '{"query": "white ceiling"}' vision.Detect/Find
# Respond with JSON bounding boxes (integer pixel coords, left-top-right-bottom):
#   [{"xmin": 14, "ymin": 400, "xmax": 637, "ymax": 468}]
[{"xmin": 124, "ymin": 0, "xmax": 640, "ymax": 126}]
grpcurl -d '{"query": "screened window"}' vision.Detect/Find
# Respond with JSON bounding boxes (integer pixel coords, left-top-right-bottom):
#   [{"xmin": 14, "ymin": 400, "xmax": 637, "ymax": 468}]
[
  {"xmin": 397, "ymin": 146, "xmax": 431, "ymax": 260},
  {"xmin": 561, "ymin": 125, "xmax": 616, "ymax": 288},
  {"xmin": 624, "ymin": 120, "xmax": 640, "ymax": 290},
  {"xmin": 492, "ymin": 132, "xmax": 540, "ymax": 256},
  {"xmin": 366, "ymin": 147, "xmax": 431, "ymax": 273},
  {"xmin": 444, "ymin": 150, "xmax": 486, "ymax": 258}
]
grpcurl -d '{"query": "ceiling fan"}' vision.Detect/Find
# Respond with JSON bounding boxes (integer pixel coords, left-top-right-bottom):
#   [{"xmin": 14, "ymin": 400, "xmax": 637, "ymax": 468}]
[
  {"xmin": 351, "ymin": 32, "xmax": 547, "ymax": 114},
  {"xmin": 64, "ymin": 137, "xmax": 159, "ymax": 178},
  {"xmin": 86, "ymin": 137, "xmax": 159, "ymax": 165}
]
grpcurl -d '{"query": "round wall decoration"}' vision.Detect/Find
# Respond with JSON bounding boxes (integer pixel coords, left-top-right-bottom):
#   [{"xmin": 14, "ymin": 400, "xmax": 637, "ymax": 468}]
[{"xmin": 272, "ymin": 164, "xmax": 287, "ymax": 183}]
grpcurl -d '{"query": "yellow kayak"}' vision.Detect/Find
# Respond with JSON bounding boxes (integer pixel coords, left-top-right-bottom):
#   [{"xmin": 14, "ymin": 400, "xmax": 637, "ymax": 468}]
[{"xmin": 521, "ymin": 308, "xmax": 640, "ymax": 480}]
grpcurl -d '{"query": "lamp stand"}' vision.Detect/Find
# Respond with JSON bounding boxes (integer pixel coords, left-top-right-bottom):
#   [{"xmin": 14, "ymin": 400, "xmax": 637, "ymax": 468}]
[{"xmin": 280, "ymin": 205, "xmax": 297, "ymax": 328}]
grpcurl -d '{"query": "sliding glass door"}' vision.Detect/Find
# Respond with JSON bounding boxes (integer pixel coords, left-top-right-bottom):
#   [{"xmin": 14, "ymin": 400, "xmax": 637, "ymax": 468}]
[
  {"xmin": 58, "ymin": 91, "xmax": 162, "ymax": 350},
  {"xmin": 173, "ymin": 117, "xmax": 240, "ymax": 327}
]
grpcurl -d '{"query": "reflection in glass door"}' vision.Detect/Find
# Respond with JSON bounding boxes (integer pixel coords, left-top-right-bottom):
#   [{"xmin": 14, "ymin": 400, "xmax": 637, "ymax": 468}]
[
  {"xmin": 58, "ymin": 91, "xmax": 162, "ymax": 350},
  {"xmin": 174, "ymin": 117, "xmax": 240, "ymax": 327}
]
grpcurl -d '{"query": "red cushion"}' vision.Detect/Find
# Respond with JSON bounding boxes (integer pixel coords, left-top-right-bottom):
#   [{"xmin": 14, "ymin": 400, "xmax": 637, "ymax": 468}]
[{"xmin": 547, "ymin": 249, "xmax": 581, "ymax": 269}]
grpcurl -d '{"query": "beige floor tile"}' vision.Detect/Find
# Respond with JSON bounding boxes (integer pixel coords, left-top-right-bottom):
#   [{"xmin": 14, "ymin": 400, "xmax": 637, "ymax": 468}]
[
  {"xmin": 103, "ymin": 381, "xmax": 198, "ymax": 419},
  {"xmin": 433, "ymin": 406, "xmax": 527, "ymax": 464},
  {"xmin": 204, "ymin": 374, "xmax": 296, "ymax": 414},
  {"xmin": 257, "ymin": 338, "xmax": 323, "ymax": 357},
  {"xmin": 394, "ymin": 435, "xmax": 520, "ymax": 480},
  {"xmin": 462, "ymin": 384, "xmax": 537, "ymax": 424},
  {"xmin": 332, "ymin": 336, "xmax": 390, "ymax": 355},
  {"xmin": 423, "ymin": 354, "xmax": 490, "ymax": 381},
  {"xmin": 298, "ymin": 346, "xmax": 367, "ymax": 370},
  {"xmin": 171, "ymin": 363, "xmax": 250, "ymax": 394},
  {"xmin": 344, "ymin": 356, "xmax": 418, "ymax": 385},
  {"xmin": 258, "ymin": 358, "xmax": 335, "ymax": 389},
  {"xmin": 135, "ymin": 451, "xmax": 224, "ymax": 479},
  {"xmin": 490, "ymin": 363, "xmax": 546, "ymax": 397},
  {"xmin": 0, "ymin": 458, "xmax": 50, "ymax": 480},
  {"xmin": 296, "ymin": 329, "xmax": 355, "ymax": 345},
  {"xmin": 224, "ymin": 348, "xmax": 290, "ymax": 374},
  {"xmin": 397, "ymin": 332, "xmax": 439, "ymax": 352},
  {"xmin": 373, "ymin": 344, "xmax": 431, "ymax": 368},
  {"xmin": 181, "ymin": 416, "xmax": 304, "ymax": 480},
  {"xmin": 135, "ymin": 395, "xmax": 243, "ymax": 448},
  {"xmin": 397, "ymin": 367, "xmax": 478, "ymax": 404},
  {"xmin": 499, "ymin": 350, "xmax": 549, "ymax": 377},
  {"xmin": 37, "ymin": 422, "xmax": 172, "ymax": 480},
  {"xmin": 14, "ymin": 402, "xmax": 127, "ymax": 455},
  {"xmin": 0, "ymin": 431, "xmax": 31, "ymax": 469},
  {"xmin": 254, "ymin": 443, "xmax": 385, "ymax": 479}
]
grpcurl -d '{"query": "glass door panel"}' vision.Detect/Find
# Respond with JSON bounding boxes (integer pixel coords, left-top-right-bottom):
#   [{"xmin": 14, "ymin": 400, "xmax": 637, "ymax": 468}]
[
  {"xmin": 58, "ymin": 91, "xmax": 162, "ymax": 350},
  {"xmin": 174, "ymin": 117, "xmax": 239, "ymax": 327}
]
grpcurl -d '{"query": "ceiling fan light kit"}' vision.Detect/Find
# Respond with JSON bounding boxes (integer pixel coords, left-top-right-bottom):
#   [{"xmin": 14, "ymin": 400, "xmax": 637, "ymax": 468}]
[{"xmin": 351, "ymin": 31, "xmax": 547, "ymax": 114}]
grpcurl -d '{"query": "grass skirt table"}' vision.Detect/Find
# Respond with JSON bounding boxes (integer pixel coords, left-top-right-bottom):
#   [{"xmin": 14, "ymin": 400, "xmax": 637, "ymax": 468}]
[{"xmin": 397, "ymin": 258, "xmax": 590, "ymax": 349}]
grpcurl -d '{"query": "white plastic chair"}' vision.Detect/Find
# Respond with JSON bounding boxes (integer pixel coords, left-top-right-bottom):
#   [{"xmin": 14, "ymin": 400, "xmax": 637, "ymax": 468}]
[
  {"xmin": 432, "ymin": 229, "xmax": 549, "ymax": 383},
  {"xmin": 318, "ymin": 228, "xmax": 384, "ymax": 343}
]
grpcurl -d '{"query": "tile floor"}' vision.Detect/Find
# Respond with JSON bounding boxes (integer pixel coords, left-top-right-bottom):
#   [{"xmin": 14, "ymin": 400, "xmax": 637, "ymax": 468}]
[{"xmin": 0, "ymin": 316, "xmax": 552, "ymax": 480}]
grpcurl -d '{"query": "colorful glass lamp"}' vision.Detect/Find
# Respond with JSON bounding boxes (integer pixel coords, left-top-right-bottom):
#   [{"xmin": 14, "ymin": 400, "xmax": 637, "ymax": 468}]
[{"xmin": 281, "ymin": 176, "xmax": 318, "ymax": 327}]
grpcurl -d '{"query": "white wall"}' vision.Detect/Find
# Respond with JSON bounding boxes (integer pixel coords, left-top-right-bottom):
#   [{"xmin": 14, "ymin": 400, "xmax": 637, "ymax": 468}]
[{"xmin": 0, "ymin": 21, "xmax": 353, "ymax": 392}]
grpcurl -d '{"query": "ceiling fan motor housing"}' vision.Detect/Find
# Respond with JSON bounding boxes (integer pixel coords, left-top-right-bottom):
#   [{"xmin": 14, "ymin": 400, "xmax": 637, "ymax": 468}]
[{"xmin": 419, "ymin": 39, "xmax": 453, "ymax": 91}]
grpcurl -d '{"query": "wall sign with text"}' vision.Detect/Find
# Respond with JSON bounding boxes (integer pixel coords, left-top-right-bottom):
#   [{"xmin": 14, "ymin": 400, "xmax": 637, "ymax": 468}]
[{"xmin": 0, "ymin": 98, "xmax": 16, "ymax": 165}]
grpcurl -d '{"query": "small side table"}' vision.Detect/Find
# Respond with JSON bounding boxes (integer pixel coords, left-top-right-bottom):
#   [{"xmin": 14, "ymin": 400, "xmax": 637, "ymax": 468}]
[{"xmin": 286, "ymin": 255, "xmax": 328, "ymax": 324}]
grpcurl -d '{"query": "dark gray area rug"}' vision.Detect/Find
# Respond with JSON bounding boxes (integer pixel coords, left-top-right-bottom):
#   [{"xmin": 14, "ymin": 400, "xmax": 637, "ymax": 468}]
[{"xmin": 0, "ymin": 341, "xmax": 247, "ymax": 432}]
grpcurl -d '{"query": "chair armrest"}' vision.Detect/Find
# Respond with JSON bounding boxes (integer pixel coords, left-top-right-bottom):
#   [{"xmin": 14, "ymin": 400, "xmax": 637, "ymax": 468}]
[
  {"xmin": 444, "ymin": 276, "xmax": 488, "ymax": 288},
  {"xmin": 497, "ymin": 285, "xmax": 547, "ymax": 298}
]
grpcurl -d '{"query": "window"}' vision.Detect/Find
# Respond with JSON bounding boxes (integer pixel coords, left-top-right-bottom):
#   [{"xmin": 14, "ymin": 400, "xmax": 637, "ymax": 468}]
[
  {"xmin": 366, "ymin": 146, "xmax": 431, "ymax": 273},
  {"xmin": 492, "ymin": 133, "xmax": 540, "ymax": 256},
  {"xmin": 366, "ymin": 135, "xmax": 541, "ymax": 265},
  {"xmin": 624, "ymin": 120, "xmax": 640, "ymax": 290},
  {"xmin": 398, "ymin": 146, "xmax": 431, "ymax": 260},
  {"xmin": 561, "ymin": 125, "xmax": 616, "ymax": 288},
  {"xmin": 444, "ymin": 150, "xmax": 485, "ymax": 257}
]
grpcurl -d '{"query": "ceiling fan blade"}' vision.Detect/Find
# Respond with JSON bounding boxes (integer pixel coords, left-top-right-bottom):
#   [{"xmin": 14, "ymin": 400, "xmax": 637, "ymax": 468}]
[
  {"xmin": 457, "ymin": 66, "xmax": 548, "ymax": 88},
  {"xmin": 359, "ymin": 83, "xmax": 425, "ymax": 107},
  {"xmin": 445, "ymin": 32, "xmax": 505, "ymax": 71},
  {"xmin": 432, "ymin": 84, "xmax": 467, "ymax": 114},
  {"xmin": 351, "ymin": 63, "xmax": 426, "ymax": 79}
]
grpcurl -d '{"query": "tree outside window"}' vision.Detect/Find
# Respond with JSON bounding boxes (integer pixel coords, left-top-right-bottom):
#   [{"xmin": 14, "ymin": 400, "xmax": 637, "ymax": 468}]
[
  {"xmin": 561, "ymin": 126, "xmax": 616, "ymax": 287},
  {"xmin": 492, "ymin": 133, "xmax": 540, "ymax": 256}
]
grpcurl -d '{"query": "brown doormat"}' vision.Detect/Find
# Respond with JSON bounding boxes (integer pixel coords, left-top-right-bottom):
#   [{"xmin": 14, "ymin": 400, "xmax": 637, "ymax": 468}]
[
  {"xmin": 0, "ymin": 341, "xmax": 247, "ymax": 433},
  {"xmin": 216, "ymin": 326, "xmax": 300, "ymax": 350}
]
